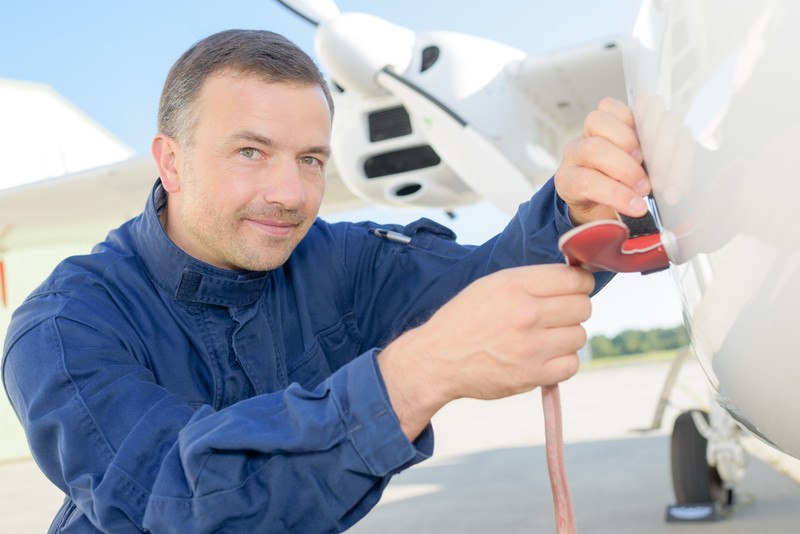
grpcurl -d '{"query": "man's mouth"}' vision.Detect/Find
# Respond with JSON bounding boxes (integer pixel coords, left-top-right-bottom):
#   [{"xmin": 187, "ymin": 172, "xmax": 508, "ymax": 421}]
[{"xmin": 244, "ymin": 218, "xmax": 297, "ymax": 237}]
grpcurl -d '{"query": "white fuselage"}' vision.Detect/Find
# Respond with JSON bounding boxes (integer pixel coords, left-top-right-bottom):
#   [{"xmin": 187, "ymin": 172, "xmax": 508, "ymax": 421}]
[{"xmin": 625, "ymin": 0, "xmax": 800, "ymax": 458}]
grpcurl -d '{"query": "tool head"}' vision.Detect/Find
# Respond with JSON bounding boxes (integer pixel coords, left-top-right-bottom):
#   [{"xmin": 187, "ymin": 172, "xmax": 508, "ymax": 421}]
[{"xmin": 558, "ymin": 219, "xmax": 670, "ymax": 274}]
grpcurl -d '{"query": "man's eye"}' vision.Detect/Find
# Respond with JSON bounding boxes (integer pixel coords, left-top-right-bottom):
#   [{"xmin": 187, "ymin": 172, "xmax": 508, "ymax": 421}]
[
  {"xmin": 300, "ymin": 156, "xmax": 322, "ymax": 167},
  {"xmin": 240, "ymin": 147, "xmax": 258, "ymax": 158}
]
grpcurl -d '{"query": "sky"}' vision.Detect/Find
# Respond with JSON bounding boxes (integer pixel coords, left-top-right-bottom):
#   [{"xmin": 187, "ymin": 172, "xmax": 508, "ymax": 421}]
[{"xmin": 0, "ymin": 0, "xmax": 684, "ymax": 337}]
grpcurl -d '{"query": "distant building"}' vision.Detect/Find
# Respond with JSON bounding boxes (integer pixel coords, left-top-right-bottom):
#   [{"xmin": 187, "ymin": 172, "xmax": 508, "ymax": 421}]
[{"xmin": 0, "ymin": 78, "xmax": 134, "ymax": 189}]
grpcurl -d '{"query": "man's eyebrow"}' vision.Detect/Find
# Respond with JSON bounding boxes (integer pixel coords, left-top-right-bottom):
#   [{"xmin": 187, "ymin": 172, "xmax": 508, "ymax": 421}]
[
  {"xmin": 230, "ymin": 130, "xmax": 330, "ymax": 157},
  {"xmin": 305, "ymin": 145, "xmax": 331, "ymax": 158},
  {"xmin": 231, "ymin": 130, "xmax": 274, "ymax": 147}
]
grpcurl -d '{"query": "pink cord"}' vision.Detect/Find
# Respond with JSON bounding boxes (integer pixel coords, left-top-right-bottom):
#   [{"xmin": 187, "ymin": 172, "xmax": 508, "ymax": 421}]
[{"xmin": 541, "ymin": 384, "xmax": 576, "ymax": 533}]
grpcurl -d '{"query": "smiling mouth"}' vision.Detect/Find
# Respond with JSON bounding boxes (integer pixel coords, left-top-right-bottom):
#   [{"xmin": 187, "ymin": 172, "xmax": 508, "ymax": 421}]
[{"xmin": 244, "ymin": 219, "xmax": 297, "ymax": 237}]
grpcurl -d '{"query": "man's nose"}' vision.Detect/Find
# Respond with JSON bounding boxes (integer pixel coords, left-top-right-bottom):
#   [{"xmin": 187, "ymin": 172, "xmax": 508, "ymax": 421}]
[{"xmin": 264, "ymin": 157, "xmax": 305, "ymax": 209}]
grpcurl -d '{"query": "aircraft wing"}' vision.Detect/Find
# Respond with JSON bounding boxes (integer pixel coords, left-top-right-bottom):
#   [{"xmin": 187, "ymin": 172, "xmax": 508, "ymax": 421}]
[
  {"xmin": 0, "ymin": 157, "xmax": 156, "ymax": 248},
  {"xmin": 508, "ymin": 39, "xmax": 628, "ymax": 139},
  {"xmin": 0, "ymin": 156, "xmax": 365, "ymax": 249}
]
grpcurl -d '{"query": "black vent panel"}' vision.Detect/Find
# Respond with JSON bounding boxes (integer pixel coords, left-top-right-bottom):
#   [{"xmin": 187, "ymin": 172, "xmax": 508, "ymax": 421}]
[
  {"xmin": 364, "ymin": 145, "xmax": 441, "ymax": 178},
  {"xmin": 368, "ymin": 106, "xmax": 412, "ymax": 142}
]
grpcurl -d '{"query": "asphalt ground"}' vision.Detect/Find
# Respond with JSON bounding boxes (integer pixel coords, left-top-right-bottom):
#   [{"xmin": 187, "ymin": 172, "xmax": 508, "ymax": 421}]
[
  {"xmin": 350, "ymin": 356, "xmax": 800, "ymax": 533},
  {"xmin": 2, "ymin": 357, "xmax": 799, "ymax": 533}
]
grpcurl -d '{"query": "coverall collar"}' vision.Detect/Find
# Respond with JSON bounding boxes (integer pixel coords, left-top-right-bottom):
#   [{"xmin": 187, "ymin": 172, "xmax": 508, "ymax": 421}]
[{"xmin": 131, "ymin": 180, "xmax": 270, "ymax": 308}]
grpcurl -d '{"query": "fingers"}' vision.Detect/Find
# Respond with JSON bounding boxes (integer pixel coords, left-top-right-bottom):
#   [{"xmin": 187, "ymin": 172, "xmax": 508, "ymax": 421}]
[
  {"xmin": 584, "ymin": 106, "xmax": 640, "ymax": 160},
  {"xmin": 540, "ymin": 325, "xmax": 587, "ymax": 361},
  {"xmin": 540, "ymin": 351, "xmax": 581, "ymax": 385},
  {"xmin": 507, "ymin": 264, "xmax": 595, "ymax": 298},
  {"xmin": 560, "ymin": 162, "xmax": 648, "ymax": 217},
  {"xmin": 556, "ymin": 97, "xmax": 654, "ymax": 223},
  {"xmin": 525, "ymin": 325, "xmax": 586, "ymax": 383},
  {"xmin": 589, "ymin": 99, "xmax": 650, "ymax": 199},
  {"xmin": 534, "ymin": 294, "xmax": 592, "ymax": 328},
  {"xmin": 597, "ymin": 97, "xmax": 636, "ymax": 130},
  {"xmin": 559, "ymin": 137, "xmax": 648, "ymax": 219},
  {"xmin": 571, "ymin": 130, "xmax": 649, "ymax": 196}
]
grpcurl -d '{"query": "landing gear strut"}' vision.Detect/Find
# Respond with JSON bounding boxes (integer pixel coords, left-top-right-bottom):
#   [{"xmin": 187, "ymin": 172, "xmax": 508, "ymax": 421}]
[{"xmin": 650, "ymin": 351, "xmax": 747, "ymax": 521}]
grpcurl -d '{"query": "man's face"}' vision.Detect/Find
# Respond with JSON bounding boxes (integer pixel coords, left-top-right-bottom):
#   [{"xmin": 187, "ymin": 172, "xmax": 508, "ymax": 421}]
[{"xmin": 164, "ymin": 71, "xmax": 332, "ymax": 271}]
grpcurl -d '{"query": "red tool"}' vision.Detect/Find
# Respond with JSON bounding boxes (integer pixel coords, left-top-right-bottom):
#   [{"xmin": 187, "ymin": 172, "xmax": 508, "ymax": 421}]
[{"xmin": 558, "ymin": 217, "xmax": 670, "ymax": 274}]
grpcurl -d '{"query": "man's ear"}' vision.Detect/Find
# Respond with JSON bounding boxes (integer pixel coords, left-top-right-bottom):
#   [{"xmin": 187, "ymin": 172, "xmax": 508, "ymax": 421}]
[{"xmin": 152, "ymin": 133, "xmax": 183, "ymax": 193}]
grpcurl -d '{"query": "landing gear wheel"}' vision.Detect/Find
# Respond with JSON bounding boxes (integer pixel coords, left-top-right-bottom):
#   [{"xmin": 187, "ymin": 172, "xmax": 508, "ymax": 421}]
[{"xmin": 671, "ymin": 410, "xmax": 732, "ymax": 508}]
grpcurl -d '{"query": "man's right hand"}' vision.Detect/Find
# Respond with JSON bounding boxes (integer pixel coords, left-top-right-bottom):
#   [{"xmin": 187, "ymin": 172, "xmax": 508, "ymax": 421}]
[{"xmin": 377, "ymin": 264, "xmax": 594, "ymax": 441}]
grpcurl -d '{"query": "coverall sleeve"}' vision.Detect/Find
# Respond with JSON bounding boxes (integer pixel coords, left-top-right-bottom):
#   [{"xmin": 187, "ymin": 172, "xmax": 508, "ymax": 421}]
[{"xmin": 2, "ymin": 304, "xmax": 430, "ymax": 533}]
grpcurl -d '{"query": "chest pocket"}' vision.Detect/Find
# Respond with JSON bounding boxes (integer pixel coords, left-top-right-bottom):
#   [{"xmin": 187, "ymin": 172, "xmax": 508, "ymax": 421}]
[{"xmin": 287, "ymin": 313, "xmax": 362, "ymax": 389}]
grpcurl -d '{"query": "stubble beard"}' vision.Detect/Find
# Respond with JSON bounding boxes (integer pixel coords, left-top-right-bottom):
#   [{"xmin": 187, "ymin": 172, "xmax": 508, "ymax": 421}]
[
  {"xmin": 179, "ymin": 159, "xmax": 310, "ymax": 272},
  {"xmin": 234, "ymin": 204, "xmax": 310, "ymax": 271}
]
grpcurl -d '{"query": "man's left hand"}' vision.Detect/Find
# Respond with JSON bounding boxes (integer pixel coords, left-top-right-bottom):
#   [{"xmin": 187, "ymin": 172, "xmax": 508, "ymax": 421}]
[{"xmin": 554, "ymin": 97, "xmax": 651, "ymax": 226}]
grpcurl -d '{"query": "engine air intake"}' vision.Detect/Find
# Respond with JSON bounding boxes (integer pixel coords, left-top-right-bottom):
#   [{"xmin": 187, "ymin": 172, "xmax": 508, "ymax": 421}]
[
  {"xmin": 368, "ymin": 106, "xmax": 412, "ymax": 142},
  {"xmin": 363, "ymin": 145, "xmax": 441, "ymax": 178}
]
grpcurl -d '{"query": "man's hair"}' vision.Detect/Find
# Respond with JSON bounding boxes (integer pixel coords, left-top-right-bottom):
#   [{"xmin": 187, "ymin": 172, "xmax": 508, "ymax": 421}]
[{"xmin": 158, "ymin": 29, "xmax": 334, "ymax": 144}]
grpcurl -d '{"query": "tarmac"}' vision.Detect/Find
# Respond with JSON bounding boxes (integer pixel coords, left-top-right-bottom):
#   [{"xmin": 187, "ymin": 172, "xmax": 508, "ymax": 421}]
[{"xmin": 2, "ymin": 356, "xmax": 799, "ymax": 533}]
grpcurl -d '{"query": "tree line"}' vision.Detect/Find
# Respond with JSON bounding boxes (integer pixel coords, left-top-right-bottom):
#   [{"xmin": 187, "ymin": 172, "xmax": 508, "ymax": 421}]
[{"xmin": 589, "ymin": 325, "xmax": 690, "ymax": 359}]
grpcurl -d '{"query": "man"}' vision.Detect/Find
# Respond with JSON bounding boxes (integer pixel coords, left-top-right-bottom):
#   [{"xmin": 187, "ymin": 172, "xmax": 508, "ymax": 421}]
[{"xmin": 2, "ymin": 29, "xmax": 649, "ymax": 532}]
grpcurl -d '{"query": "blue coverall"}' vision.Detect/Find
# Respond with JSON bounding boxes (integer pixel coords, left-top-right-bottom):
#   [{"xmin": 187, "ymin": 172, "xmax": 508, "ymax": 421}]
[{"xmin": 2, "ymin": 179, "xmax": 608, "ymax": 532}]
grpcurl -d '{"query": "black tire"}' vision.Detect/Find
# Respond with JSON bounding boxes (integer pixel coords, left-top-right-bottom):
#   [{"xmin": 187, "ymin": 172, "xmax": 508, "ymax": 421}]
[{"xmin": 671, "ymin": 410, "xmax": 726, "ymax": 504}]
